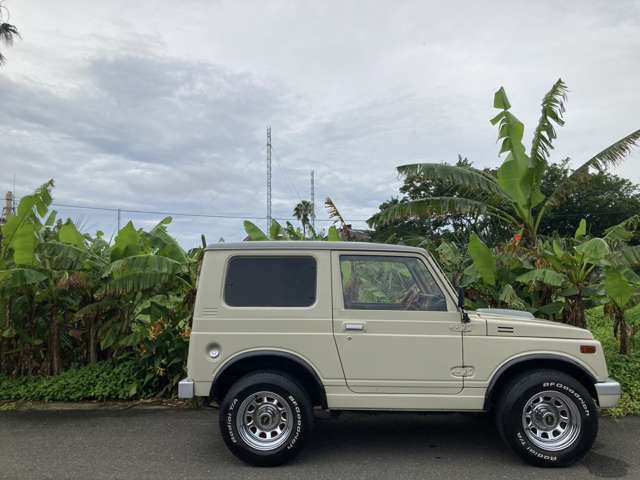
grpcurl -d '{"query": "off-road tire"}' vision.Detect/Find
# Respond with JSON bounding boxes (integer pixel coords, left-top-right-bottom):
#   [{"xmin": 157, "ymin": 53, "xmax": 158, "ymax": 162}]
[
  {"xmin": 496, "ymin": 369, "xmax": 598, "ymax": 467},
  {"xmin": 219, "ymin": 371, "xmax": 313, "ymax": 466}
]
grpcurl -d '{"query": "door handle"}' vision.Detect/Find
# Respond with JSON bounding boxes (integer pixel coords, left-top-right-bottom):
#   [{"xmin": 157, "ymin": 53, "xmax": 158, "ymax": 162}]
[{"xmin": 344, "ymin": 322, "xmax": 366, "ymax": 331}]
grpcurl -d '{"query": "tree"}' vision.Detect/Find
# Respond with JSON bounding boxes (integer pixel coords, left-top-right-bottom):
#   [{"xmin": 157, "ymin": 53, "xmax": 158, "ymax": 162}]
[
  {"xmin": 292, "ymin": 200, "xmax": 313, "ymax": 237},
  {"xmin": 369, "ymin": 79, "xmax": 640, "ymax": 247},
  {"xmin": 372, "ymin": 156, "xmax": 640, "ymax": 245},
  {"xmin": 370, "ymin": 156, "xmax": 512, "ymax": 246},
  {"xmin": 539, "ymin": 160, "xmax": 640, "ymax": 239},
  {"xmin": 0, "ymin": 1, "xmax": 19, "ymax": 65}
]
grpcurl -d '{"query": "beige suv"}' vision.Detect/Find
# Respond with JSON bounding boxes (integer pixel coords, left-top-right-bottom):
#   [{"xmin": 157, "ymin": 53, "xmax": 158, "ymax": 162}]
[{"xmin": 179, "ymin": 241, "xmax": 620, "ymax": 467}]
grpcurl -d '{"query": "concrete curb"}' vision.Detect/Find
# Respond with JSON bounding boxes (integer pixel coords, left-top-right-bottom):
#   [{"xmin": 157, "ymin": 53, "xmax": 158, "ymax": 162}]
[{"xmin": 0, "ymin": 399, "xmax": 198, "ymax": 412}]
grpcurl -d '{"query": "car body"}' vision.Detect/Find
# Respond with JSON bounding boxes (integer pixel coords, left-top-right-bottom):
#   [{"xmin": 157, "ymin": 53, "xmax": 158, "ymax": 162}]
[{"xmin": 179, "ymin": 241, "xmax": 620, "ymax": 466}]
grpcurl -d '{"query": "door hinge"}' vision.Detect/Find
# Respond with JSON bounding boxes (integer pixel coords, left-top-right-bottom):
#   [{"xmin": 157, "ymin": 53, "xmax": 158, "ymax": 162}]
[
  {"xmin": 451, "ymin": 366, "xmax": 475, "ymax": 378},
  {"xmin": 449, "ymin": 324, "xmax": 472, "ymax": 333}
]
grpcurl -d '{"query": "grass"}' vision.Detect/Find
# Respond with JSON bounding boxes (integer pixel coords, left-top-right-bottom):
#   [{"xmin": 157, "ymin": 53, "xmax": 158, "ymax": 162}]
[{"xmin": 587, "ymin": 305, "xmax": 640, "ymax": 417}]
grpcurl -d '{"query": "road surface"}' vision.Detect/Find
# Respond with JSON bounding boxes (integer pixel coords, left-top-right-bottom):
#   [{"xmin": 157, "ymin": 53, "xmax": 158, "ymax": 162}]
[{"xmin": 0, "ymin": 409, "xmax": 636, "ymax": 479}]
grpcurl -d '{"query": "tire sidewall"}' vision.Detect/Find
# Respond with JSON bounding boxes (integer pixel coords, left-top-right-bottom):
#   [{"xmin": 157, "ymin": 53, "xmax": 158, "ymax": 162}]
[
  {"xmin": 501, "ymin": 374, "xmax": 598, "ymax": 467},
  {"xmin": 219, "ymin": 374, "xmax": 311, "ymax": 465}
]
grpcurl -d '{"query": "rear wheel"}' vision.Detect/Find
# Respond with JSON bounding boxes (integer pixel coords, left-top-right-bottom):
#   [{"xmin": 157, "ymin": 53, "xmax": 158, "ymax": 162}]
[
  {"xmin": 219, "ymin": 371, "xmax": 313, "ymax": 466},
  {"xmin": 496, "ymin": 369, "xmax": 598, "ymax": 467}
]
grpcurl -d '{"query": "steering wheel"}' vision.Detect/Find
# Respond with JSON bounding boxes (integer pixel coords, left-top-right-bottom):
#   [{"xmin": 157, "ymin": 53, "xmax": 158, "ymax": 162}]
[{"xmin": 400, "ymin": 285, "xmax": 422, "ymax": 310}]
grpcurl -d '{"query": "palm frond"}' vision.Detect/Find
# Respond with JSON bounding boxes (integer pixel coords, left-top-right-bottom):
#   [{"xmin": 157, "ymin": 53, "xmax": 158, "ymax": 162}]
[
  {"xmin": 609, "ymin": 246, "xmax": 640, "ymax": 269},
  {"xmin": 0, "ymin": 22, "xmax": 19, "ymax": 65},
  {"xmin": 0, "ymin": 268, "xmax": 46, "ymax": 290},
  {"xmin": 498, "ymin": 284, "xmax": 527, "ymax": 310},
  {"xmin": 0, "ymin": 22, "xmax": 19, "ymax": 45},
  {"xmin": 397, "ymin": 163, "xmax": 507, "ymax": 199},
  {"xmin": 604, "ymin": 214, "xmax": 640, "ymax": 243},
  {"xmin": 543, "ymin": 129, "xmax": 640, "ymax": 211},
  {"xmin": 40, "ymin": 241, "xmax": 87, "ymax": 271},
  {"xmin": 530, "ymin": 78, "xmax": 568, "ymax": 165},
  {"xmin": 104, "ymin": 254, "xmax": 182, "ymax": 294},
  {"xmin": 573, "ymin": 128, "xmax": 640, "ymax": 176},
  {"xmin": 74, "ymin": 299, "xmax": 119, "ymax": 321},
  {"xmin": 367, "ymin": 197, "xmax": 519, "ymax": 228},
  {"xmin": 146, "ymin": 217, "xmax": 187, "ymax": 262},
  {"xmin": 325, "ymin": 197, "xmax": 346, "ymax": 226},
  {"xmin": 243, "ymin": 220, "xmax": 268, "ymax": 241}
]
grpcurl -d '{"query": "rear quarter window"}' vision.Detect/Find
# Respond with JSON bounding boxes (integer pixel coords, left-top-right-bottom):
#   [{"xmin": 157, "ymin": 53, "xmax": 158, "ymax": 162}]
[{"xmin": 224, "ymin": 256, "xmax": 317, "ymax": 307}]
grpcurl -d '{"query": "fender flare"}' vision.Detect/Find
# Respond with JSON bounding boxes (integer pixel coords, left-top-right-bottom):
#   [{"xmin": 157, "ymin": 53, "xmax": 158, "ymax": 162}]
[
  {"xmin": 210, "ymin": 349, "xmax": 327, "ymax": 408},
  {"xmin": 483, "ymin": 353, "xmax": 598, "ymax": 410}
]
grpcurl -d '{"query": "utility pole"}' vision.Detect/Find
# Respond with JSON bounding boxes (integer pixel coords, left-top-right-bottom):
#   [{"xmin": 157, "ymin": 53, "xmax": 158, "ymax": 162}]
[
  {"xmin": 310, "ymin": 170, "xmax": 315, "ymax": 232},
  {"xmin": 117, "ymin": 208, "xmax": 121, "ymax": 232},
  {"xmin": 266, "ymin": 126, "xmax": 272, "ymax": 232},
  {"xmin": 0, "ymin": 191, "xmax": 15, "ymax": 225}
]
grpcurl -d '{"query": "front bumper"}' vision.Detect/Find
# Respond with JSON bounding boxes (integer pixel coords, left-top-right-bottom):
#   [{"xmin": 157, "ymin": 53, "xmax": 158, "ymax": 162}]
[
  {"xmin": 178, "ymin": 378, "xmax": 195, "ymax": 399},
  {"xmin": 595, "ymin": 378, "xmax": 621, "ymax": 408}
]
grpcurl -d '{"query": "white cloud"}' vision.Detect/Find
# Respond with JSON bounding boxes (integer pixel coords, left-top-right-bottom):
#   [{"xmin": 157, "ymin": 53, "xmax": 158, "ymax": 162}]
[{"xmin": 1, "ymin": 0, "xmax": 639, "ymax": 245}]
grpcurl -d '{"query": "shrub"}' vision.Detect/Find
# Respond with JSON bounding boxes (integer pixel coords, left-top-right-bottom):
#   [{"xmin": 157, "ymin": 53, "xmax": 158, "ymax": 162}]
[
  {"xmin": 588, "ymin": 306, "xmax": 640, "ymax": 416},
  {"xmin": 0, "ymin": 360, "xmax": 151, "ymax": 402}
]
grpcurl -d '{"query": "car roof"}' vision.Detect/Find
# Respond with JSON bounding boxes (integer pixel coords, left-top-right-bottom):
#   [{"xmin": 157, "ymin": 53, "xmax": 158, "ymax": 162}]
[{"xmin": 205, "ymin": 241, "xmax": 427, "ymax": 254}]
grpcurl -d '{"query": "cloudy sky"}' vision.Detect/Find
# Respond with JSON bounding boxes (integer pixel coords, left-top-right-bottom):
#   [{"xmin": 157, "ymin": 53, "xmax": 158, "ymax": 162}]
[{"xmin": 1, "ymin": 0, "xmax": 639, "ymax": 246}]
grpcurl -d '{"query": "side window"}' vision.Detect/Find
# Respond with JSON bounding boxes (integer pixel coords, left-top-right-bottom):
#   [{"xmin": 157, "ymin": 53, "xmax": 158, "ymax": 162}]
[
  {"xmin": 339, "ymin": 255, "xmax": 447, "ymax": 311},
  {"xmin": 224, "ymin": 256, "xmax": 317, "ymax": 307}
]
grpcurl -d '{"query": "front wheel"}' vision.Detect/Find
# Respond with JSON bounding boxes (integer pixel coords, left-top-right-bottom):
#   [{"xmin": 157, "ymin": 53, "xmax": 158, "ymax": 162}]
[
  {"xmin": 219, "ymin": 371, "xmax": 313, "ymax": 466},
  {"xmin": 496, "ymin": 369, "xmax": 598, "ymax": 467}
]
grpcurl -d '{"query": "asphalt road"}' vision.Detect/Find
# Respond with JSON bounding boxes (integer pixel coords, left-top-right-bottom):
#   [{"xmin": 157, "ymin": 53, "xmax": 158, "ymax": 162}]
[{"xmin": 0, "ymin": 408, "xmax": 636, "ymax": 480}]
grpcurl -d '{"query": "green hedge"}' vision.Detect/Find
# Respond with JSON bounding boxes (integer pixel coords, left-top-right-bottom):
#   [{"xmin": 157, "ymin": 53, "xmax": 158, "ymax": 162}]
[{"xmin": 0, "ymin": 360, "xmax": 149, "ymax": 402}]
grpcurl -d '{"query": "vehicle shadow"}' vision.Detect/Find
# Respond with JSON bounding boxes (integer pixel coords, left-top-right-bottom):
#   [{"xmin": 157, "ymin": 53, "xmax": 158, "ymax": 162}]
[
  {"xmin": 305, "ymin": 412, "xmax": 510, "ymax": 462},
  {"xmin": 181, "ymin": 408, "xmax": 632, "ymax": 478},
  {"xmin": 295, "ymin": 412, "xmax": 628, "ymax": 478}
]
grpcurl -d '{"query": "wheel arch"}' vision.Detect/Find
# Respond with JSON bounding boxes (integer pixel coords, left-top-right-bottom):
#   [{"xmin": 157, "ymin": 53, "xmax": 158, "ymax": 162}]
[
  {"xmin": 484, "ymin": 353, "xmax": 599, "ymax": 411},
  {"xmin": 210, "ymin": 350, "xmax": 328, "ymax": 408}
]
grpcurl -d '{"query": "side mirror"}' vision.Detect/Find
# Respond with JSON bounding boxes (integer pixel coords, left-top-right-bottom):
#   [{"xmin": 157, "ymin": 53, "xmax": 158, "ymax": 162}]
[{"xmin": 458, "ymin": 287, "xmax": 470, "ymax": 323}]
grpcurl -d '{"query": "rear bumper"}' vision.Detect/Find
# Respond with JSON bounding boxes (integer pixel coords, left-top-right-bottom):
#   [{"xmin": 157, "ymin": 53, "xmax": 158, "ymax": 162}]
[
  {"xmin": 178, "ymin": 378, "xmax": 195, "ymax": 399},
  {"xmin": 595, "ymin": 378, "xmax": 621, "ymax": 408}
]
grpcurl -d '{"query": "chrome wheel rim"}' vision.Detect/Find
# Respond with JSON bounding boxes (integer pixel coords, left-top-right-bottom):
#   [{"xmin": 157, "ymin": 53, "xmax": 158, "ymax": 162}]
[
  {"xmin": 236, "ymin": 391, "xmax": 293, "ymax": 451},
  {"xmin": 521, "ymin": 390, "xmax": 581, "ymax": 451}
]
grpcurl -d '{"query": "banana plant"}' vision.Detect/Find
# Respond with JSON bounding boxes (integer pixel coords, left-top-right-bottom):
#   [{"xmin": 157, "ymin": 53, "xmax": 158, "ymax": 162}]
[
  {"xmin": 0, "ymin": 180, "xmax": 83, "ymax": 375},
  {"xmin": 243, "ymin": 219, "xmax": 340, "ymax": 241},
  {"xmin": 368, "ymin": 79, "xmax": 640, "ymax": 247},
  {"xmin": 462, "ymin": 233, "xmax": 532, "ymax": 311},
  {"xmin": 600, "ymin": 218, "xmax": 640, "ymax": 354},
  {"xmin": 0, "ymin": 197, "xmax": 94, "ymax": 374},
  {"xmin": 95, "ymin": 217, "xmax": 190, "ymax": 352},
  {"xmin": 531, "ymin": 237, "xmax": 607, "ymax": 328},
  {"xmin": 517, "ymin": 217, "xmax": 640, "ymax": 333},
  {"xmin": 603, "ymin": 268, "xmax": 640, "ymax": 354}
]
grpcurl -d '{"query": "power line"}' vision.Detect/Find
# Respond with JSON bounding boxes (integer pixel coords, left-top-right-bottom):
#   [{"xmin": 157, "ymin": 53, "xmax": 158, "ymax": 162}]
[
  {"xmin": 50, "ymin": 202, "xmax": 369, "ymax": 223},
  {"xmin": 270, "ymin": 145, "xmax": 303, "ymax": 201},
  {"xmin": 47, "ymin": 201, "xmax": 637, "ymax": 223}
]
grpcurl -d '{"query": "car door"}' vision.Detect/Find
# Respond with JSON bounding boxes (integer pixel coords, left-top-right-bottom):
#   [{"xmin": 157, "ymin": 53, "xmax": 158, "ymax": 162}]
[{"xmin": 331, "ymin": 251, "xmax": 463, "ymax": 394}]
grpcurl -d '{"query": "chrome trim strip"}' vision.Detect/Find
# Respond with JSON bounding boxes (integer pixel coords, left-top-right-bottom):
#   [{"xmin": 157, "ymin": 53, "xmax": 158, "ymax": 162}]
[{"xmin": 178, "ymin": 378, "xmax": 195, "ymax": 399}]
